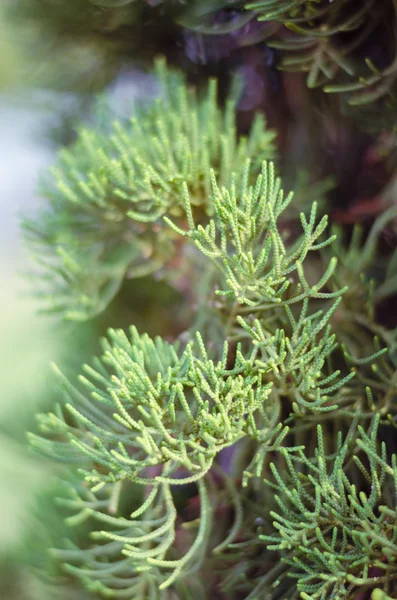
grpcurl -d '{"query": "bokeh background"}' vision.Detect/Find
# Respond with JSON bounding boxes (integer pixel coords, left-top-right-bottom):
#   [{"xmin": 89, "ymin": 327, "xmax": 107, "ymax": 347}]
[
  {"xmin": 0, "ymin": 49, "xmax": 57, "ymax": 600},
  {"xmin": 0, "ymin": 4, "xmax": 190, "ymax": 595},
  {"xmin": 0, "ymin": 4, "xmax": 145, "ymax": 596}
]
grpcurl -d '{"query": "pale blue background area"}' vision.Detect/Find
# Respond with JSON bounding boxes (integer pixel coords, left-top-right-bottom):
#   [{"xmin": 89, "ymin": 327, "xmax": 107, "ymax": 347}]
[
  {"xmin": 0, "ymin": 98, "xmax": 55, "ymax": 551},
  {"xmin": 0, "ymin": 73, "xmax": 155, "ymax": 557}
]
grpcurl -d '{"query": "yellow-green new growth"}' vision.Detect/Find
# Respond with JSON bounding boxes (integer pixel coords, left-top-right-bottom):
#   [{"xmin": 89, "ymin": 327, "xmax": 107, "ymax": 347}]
[
  {"xmin": 261, "ymin": 416, "xmax": 397, "ymax": 599},
  {"xmin": 30, "ymin": 323, "xmax": 279, "ymax": 593},
  {"xmin": 31, "ymin": 327, "xmax": 274, "ymax": 488},
  {"xmin": 29, "ymin": 161, "xmax": 361, "ymax": 597},
  {"xmin": 23, "ymin": 58, "xmax": 276, "ymax": 321},
  {"xmin": 166, "ymin": 160, "xmax": 342, "ymax": 309}
]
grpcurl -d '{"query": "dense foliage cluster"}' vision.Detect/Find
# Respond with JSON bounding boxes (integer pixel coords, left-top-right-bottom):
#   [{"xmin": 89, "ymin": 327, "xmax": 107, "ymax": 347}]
[
  {"xmin": 23, "ymin": 60, "xmax": 275, "ymax": 320},
  {"xmin": 24, "ymin": 56, "xmax": 397, "ymax": 598},
  {"xmin": 4, "ymin": 0, "xmax": 397, "ymax": 599}
]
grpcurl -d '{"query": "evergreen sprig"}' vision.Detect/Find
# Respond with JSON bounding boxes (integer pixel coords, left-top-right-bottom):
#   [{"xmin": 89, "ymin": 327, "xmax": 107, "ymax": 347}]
[
  {"xmin": 25, "ymin": 70, "xmax": 397, "ymax": 598},
  {"xmin": 29, "ymin": 323, "xmax": 281, "ymax": 593},
  {"xmin": 261, "ymin": 416, "xmax": 397, "ymax": 599},
  {"xmin": 23, "ymin": 59, "xmax": 275, "ymax": 320},
  {"xmin": 30, "ymin": 326, "xmax": 275, "ymax": 489},
  {"xmin": 29, "ymin": 160, "xmax": 377, "ymax": 597},
  {"xmin": 166, "ymin": 160, "xmax": 340, "ymax": 308},
  {"xmin": 245, "ymin": 0, "xmax": 397, "ymax": 106}
]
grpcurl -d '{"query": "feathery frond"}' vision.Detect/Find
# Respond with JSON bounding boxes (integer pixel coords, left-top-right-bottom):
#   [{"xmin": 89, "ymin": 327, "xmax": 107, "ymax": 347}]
[
  {"xmin": 23, "ymin": 58, "xmax": 276, "ymax": 320},
  {"xmin": 261, "ymin": 416, "xmax": 397, "ymax": 599}
]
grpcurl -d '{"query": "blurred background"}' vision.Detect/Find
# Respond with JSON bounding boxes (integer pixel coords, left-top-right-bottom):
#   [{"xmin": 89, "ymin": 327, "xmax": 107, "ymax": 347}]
[
  {"xmin": 0, "ymin": 14, "xmax": 58, "ymax": 597},
  {"xmin": 0, "ymin": 3, "xmax": 196, "ymax": 595},
  {"xmin": 0, "ymin": 3, "xmax": 154, "ymax": 596}
]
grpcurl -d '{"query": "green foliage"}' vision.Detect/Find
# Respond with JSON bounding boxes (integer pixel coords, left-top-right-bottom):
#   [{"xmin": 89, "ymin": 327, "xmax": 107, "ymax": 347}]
[
  {"xmin": 29, "ymin": 150, "xmax": 397, "ymax": 598},
  {"xmin": 246, "ymin": 0, "xmax": 397, "ymax": 107},
  {"xmin": 24, "ymin": 59, "xmax": 275, "ymax": 321},
  {"xmin": 319, "ymin": 209, "xmax": 397, "ymax": 372},
  {"xmin": 245, "ymin": 0, "xmax": 315, "ymax": 20},
  {"xmin": 261, "ymin": 416, "xmax": 397, "ymax": 599},
  {"xmin": 5, "ymin": 0, "xmax": 397, "ymax": 597},
  {"xmin": 166, "ymin": 160, "xmax": 340, "ymax": 308},
  {"xmin": 30, "ymin": 327, "xmax": 274, "ymax": 487},
  {"xmin": 23, "ymin": 52, "xmax": 397, "ymax": 600},
  {"xmin": 9, "ymin": 0, "xmax": 397, "ymax": 113},
  {"xmin": 328, "ymin": 206, "xmax": 397, "ymax": 305}
]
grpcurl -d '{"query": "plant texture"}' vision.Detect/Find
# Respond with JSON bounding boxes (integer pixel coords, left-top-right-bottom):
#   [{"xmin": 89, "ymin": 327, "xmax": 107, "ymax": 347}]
[
  {"xmin": 3, "ymin": 0, "xmax": 397, "ymax": 598},
  {"xmin": 244, "ymin": 0, "xmax": 397, "ymax": 107},
  {"xmin": 28, "ymin": 76, "xmax": 397, "ymax": 598},
  {"xmin": 23, "ymin": 59, "xmax": 275, "ymax": 320},
  {"xmin": 11, "ymin": 0, "xmax": 397, "ymax": 108}
]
